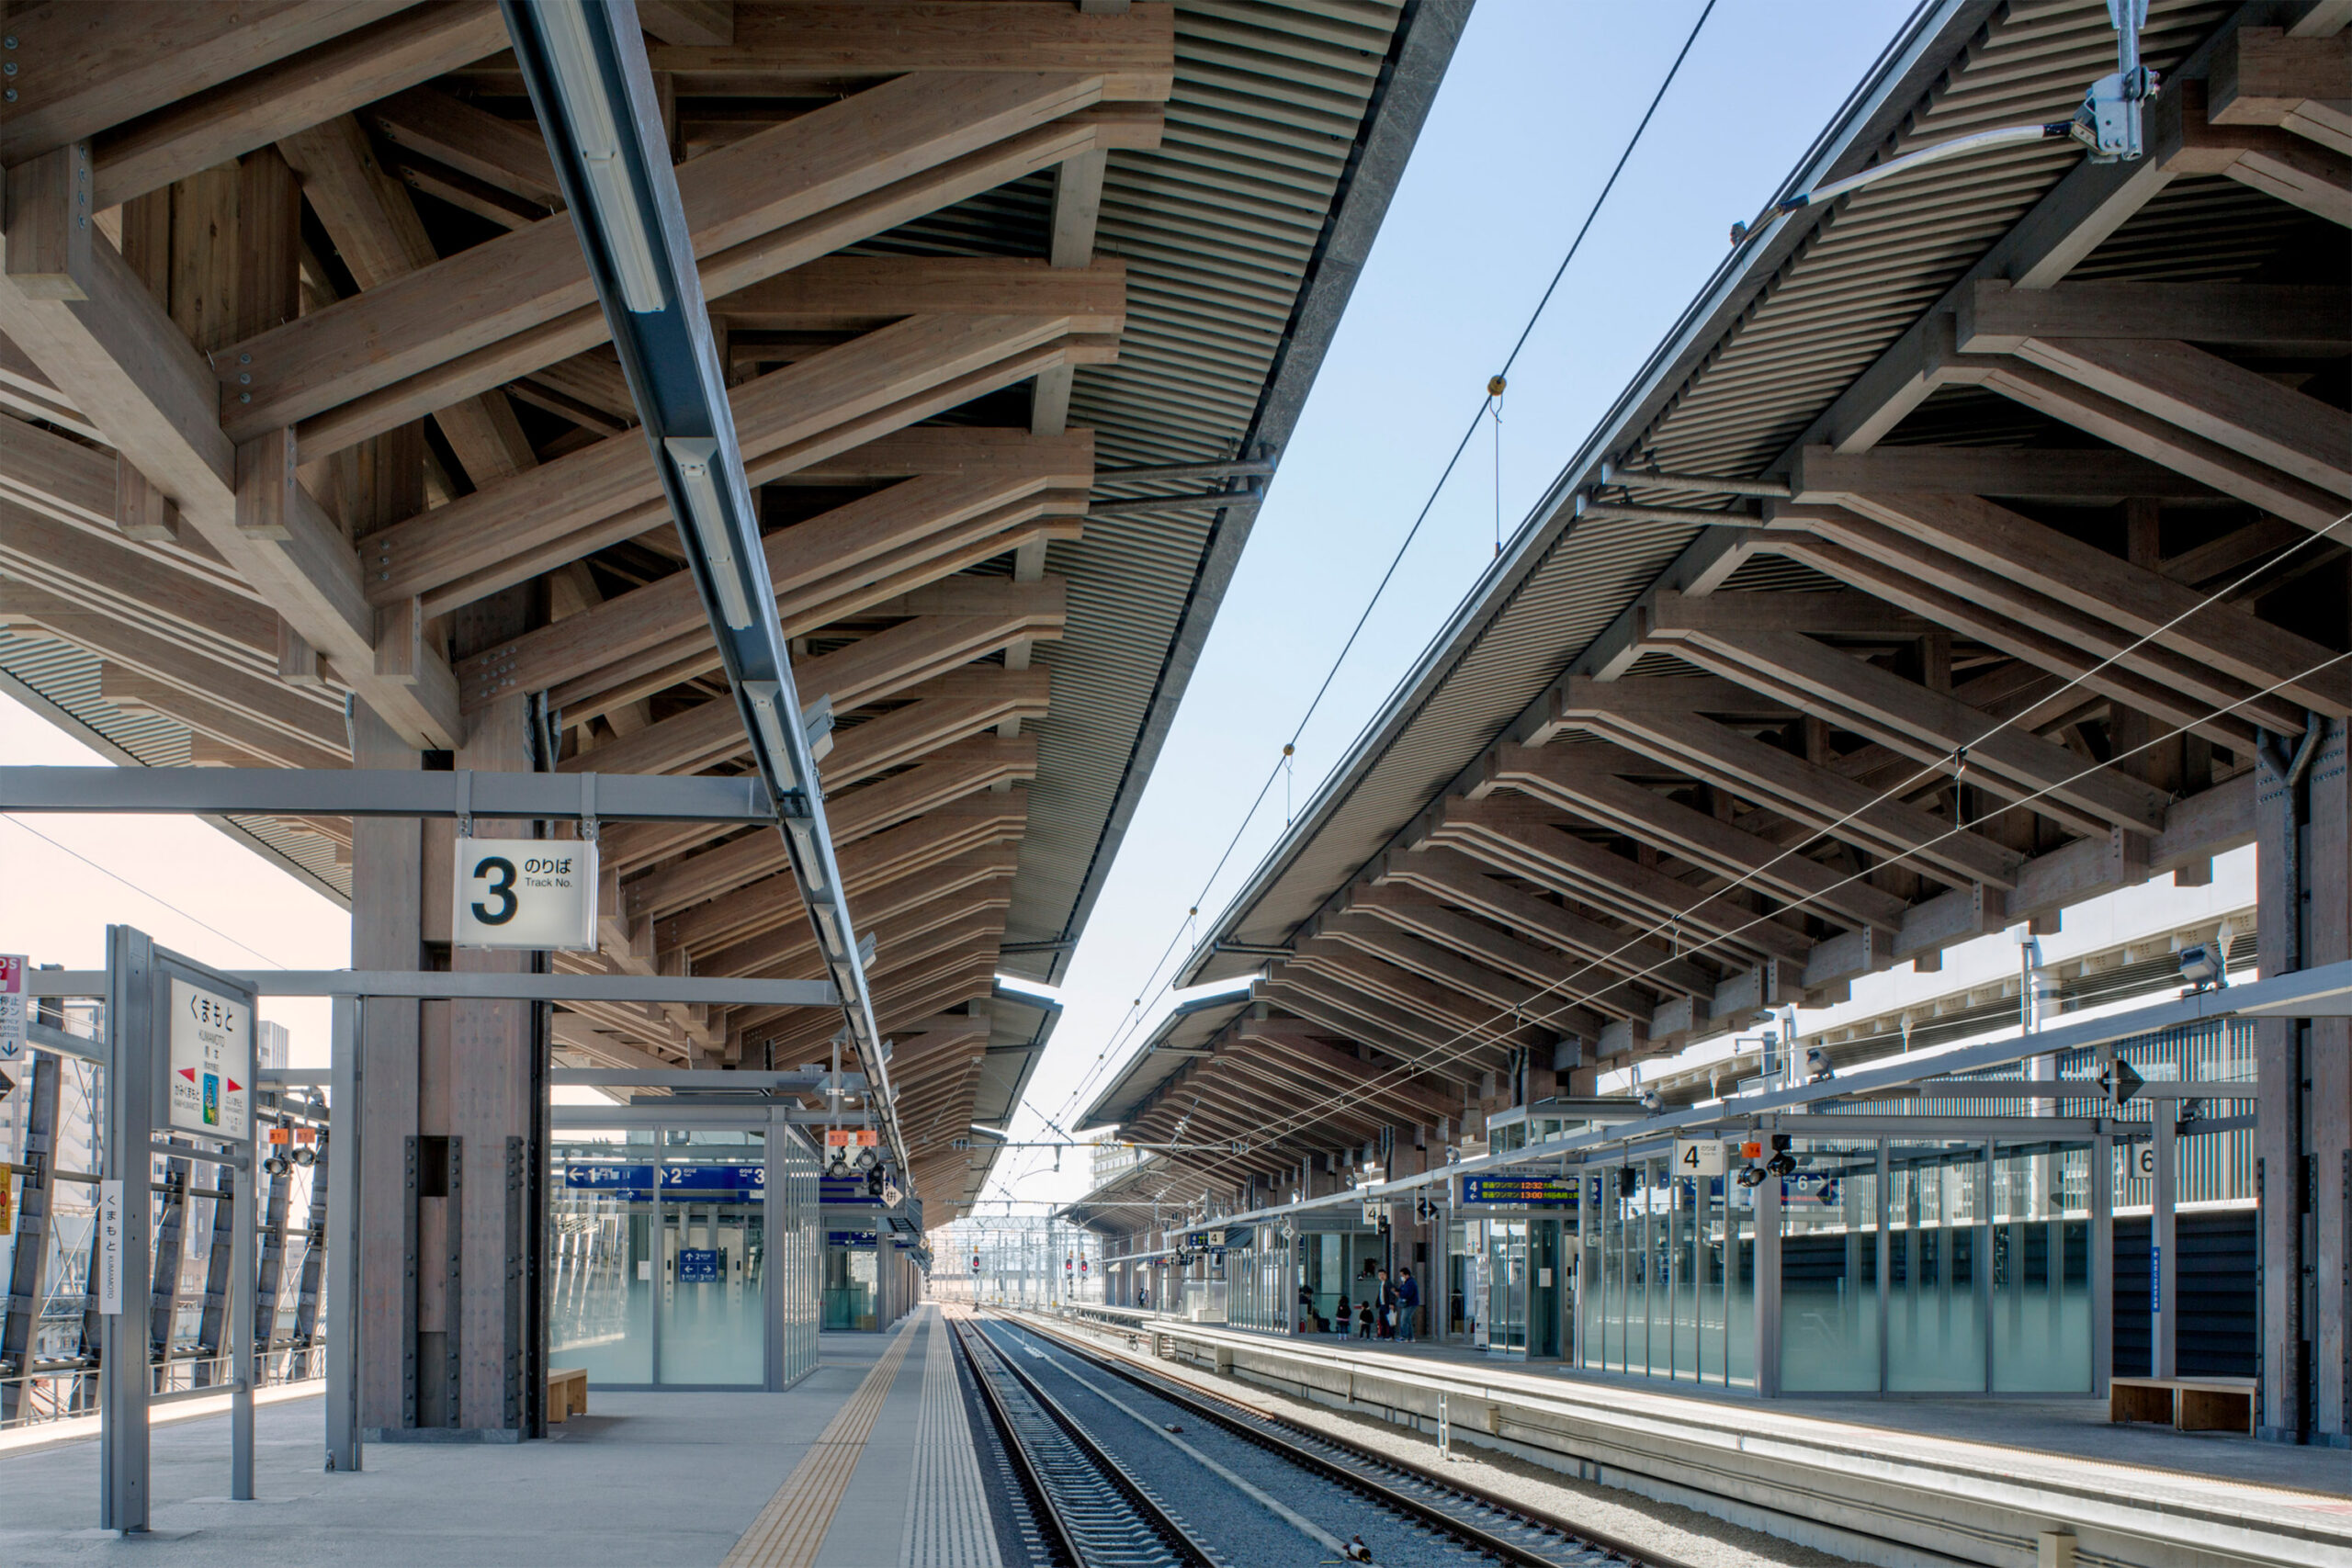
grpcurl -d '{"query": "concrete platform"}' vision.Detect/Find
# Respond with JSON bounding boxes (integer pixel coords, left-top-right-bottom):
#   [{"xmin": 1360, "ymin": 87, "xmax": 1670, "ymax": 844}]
[
  {"xmin": 0, "ymin": 1306, "xmax": 998, "ymax": 1568},
  {"xmin": 1046, "ymin": 1306, "xmax": 2352, "ymax": 1568}
]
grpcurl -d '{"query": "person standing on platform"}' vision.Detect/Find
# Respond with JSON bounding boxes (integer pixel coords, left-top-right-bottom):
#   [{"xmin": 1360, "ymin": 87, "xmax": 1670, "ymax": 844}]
[
  {"xmin": 1375, "ymin": 1268, "xmax": 1396, "ymax": 1338},
  {"xmin": 1396, "ymin": 1268, "xmax": 1420, "ymax": 1343},
  {"xmin": 1356, "ymin": 1298, "xmax": 1374, "ymax": 1338}
]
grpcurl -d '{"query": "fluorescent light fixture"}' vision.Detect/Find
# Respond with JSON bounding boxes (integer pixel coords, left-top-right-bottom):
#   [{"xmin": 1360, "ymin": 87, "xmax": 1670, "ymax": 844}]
[
  {"xmin": 537, "ymin": 1, "xmax": 667, "ymax": 313},
  {"xmin": 666, "ymin": 438, "xmax": 754, "ymax": 632},
  {"xmin": 992, "ymin": 974, "xmax": 1062, "ymax": 1004},
  {"xmin": 811, "ymin": 903, "xmax": 843, "ymax": 958},
  {"xmin": 741, "ymin": 680, "xmax": 800, "ymax": 790},
  {"xmin": 786, "ymin": 819, "xmax": 825, "ymax": 892}
]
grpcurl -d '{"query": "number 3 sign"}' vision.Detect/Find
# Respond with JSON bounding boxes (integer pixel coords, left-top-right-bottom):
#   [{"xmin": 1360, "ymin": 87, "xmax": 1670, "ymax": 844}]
[{"xmin": 453, "ymin": 838, "xmax": 598, "ymax": 951}]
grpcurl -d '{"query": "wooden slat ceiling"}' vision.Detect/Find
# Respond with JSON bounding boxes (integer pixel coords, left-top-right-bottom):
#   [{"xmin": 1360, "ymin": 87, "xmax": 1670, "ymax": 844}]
[{"xmin": 0, "ymin": 0, "xmax": 1450, "ymax": 1219}]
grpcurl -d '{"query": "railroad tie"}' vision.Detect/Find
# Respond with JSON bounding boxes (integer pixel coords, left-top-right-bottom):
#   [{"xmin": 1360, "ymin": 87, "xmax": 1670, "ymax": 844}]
[{"xmin": 722, "ymin": 1311, "xmax": 924, "ymax": 1568}]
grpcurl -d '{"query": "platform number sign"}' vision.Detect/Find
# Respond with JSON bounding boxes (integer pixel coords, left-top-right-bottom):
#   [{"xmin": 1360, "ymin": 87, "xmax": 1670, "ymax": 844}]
[
  {"xmin": 1674, "ymin": 1139, "xmax": 1728, "ymax": 1178},
  {"xmin": 2134, "ymin": 1143, "xmax": 2158, "ymax": 1181},
  {"xmin": 453, "ymin": 839, "xmax": 597, "ymax": 951}
]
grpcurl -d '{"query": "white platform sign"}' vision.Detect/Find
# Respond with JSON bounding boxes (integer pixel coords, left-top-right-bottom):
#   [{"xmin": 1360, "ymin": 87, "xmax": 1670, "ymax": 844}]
[
  {"xmin": 96, "ymin": 1179, "xmax": 124, "ymax": 1313},
  {"xmin": 1673, "ymin": 1138, "xmax": 1729, "ymax": 1178},
  {"xmin": 0, "ymin": 953, "xmax": 25, "ymax": 1063},
  {"xmin": 168, "ymin": 978, "xmax": 252, "ymax": 1141},
  {"xmin": 453, "ymin": 839, "xmax": 597, "ymax": 951}
]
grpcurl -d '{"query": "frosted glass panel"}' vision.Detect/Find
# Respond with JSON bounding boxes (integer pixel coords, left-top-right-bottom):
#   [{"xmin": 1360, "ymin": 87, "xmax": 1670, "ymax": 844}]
[
  {"xmin": 1888, "ymin": 1142, "xmax": 1985, "ymax": 1392},
  {"xmin": 659, "ymin": 1132, "xmax": 764, "ymax": 1386},
  {"xmin": 1779, "ymin": 1140, "xmax": 1880, "ymax": 1393},
  {"xmin": 1992, "ymin": 1143, "xmax": 2092, "ymax": 1393}
]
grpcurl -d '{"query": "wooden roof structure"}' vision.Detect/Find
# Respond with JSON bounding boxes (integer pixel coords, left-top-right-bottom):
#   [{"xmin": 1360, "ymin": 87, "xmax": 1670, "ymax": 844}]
[
  {"xmin": 1084, "ymin": 0, "xmax": 2350, "ymax": 1194},
  {"xmin": 0, "ymin": 0, "xmax": 1466, "ymax": 1218}
]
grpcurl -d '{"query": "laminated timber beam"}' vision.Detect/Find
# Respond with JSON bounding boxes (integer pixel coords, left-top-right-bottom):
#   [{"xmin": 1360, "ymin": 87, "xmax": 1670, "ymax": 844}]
[
  {"xmin": 1703, "ymin": 537, "xmax": 2283, "ymax": 749},
  {"xmin": 1261, "ymin": 960, "xmax": 1522, "ymax": 1071},
  {"xmin": 369, "ymin": 314, "xmax": 1110, "ymax": 615},
  {"xmin": 2211, "ymin": 24, "xmax": 2352, "ymax": 157},
  {"xmin": 1287, "ymin": 940, "xmax": 1556, "ymax": 1052},
  {"xmin": 0, "ymin": 145, "xmax": 462, "ymax": 747},
  {"xmin": 1371, "ymin": 843, "xmax": 1722, "ymax": 999},
  {"xmin": 365, "ymin": 86, "xmax": 563, "ymax": 227},
  {"xmin": 698, "ymin": 870, "xmax": 1016, "ymax": 982},
  {"xmin": 1783, "ymin": 493, "xmax": 2352, "ymax": 718},
  {"xmin": 1418, "ymin": 795, "xmax": 1815, "ymax": 966},
  {"xmin": 89, "ymin": 3, "xmax": 513, "ymax": 210},
  {"xmin": 694, "ymin": 847, "xmax": 1022, "ymax": 976},
  {"xmin": 1340, "ymin": 884, "xmax": 1651, "ymax": 1021},
  {"xmin": 747, "ymin": 942, "xmax": 1001, "ymax": 1055},
  {"xmin": 275, "ymin": 112, "xmax": 537, "ymax": 491},
  {"xmin": 456, "ymin": 452, "xmax": 1092, "ymax": 705},
  {"xmin": 1307, "ymin": 913, "xmax": 1609, "ymax": 1043},
  {"xmin": 1955, "ymin": 279, "xmax": 2351, "ymax": 354},
  {"xmin": 1227, "ymin": 1021, "xmax": 1462, "ymax": 1127},
  {"xmin": 1636, "ymin": 622, "xmax": 2171, "ymax": 837},
  {"xmin": 1542, "ymin": 682, "xmax": 2024, "ymax": 891},
  {"xmin": 559, "ymin": 585, "xmax": 1065, "ymax": 750},
  {"xmin": 222, "ymin": 66, "xmax": 1167, "ymax": 452},
  {"xmin": 566, "ymin": 664, "xmax": 1049, "ymax": 782},
  {"xmin": 1987, "ymin": 338, "xmax": 2352, "ymax": 502},
  {"xmin": 628, "ymin": 735, "xmax": 1036, "ymax": 918},
  {"xmin": 0, "ymin": 1, "xmax": 413, "ymax": 167},
  {"xmin": 0, "ymin": 501, "xmax": 277, "ymax": 676},
  {"xmin": 1476, "ymin": 740, "xmax": 1912, "ymax": 934},
  {"xmin": 99, "ymin": 669, "xmax": 350, "ymax": 774},
  {"xmin": 0, "ymin": 581, "xmax": 347, "ymax": 757},
  {"xmin": 1783, "ymin": 444, "xmax": 2220, "ymax": 501},
  {"xmin": 1252, "ymin": 974, "xmax": 1496, "ymax": 1088}
]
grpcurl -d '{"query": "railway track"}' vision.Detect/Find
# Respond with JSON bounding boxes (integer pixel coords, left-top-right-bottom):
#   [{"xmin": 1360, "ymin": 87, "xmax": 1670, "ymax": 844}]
[
  {"xmin": 951, "ymin": 1313, "xmax": 1218, "ymax": 1567},
  {"xmin": 992, "ymin": 1311, "xmax": 1691, "ymax": 1568}
]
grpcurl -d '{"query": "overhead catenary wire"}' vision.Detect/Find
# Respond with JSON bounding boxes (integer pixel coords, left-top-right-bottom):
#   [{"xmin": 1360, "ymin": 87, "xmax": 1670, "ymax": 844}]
[
  {"xmin": 1, "ymin": 812, "xmax": 294, "ymax": 968},
  {"xmin": 1220, "ymin": 511, "xmax": 2352, "ymax": 1150},
  {"xmin": 1041, "ymin": 0, "xmax": 1724, "ymax": 1141}
]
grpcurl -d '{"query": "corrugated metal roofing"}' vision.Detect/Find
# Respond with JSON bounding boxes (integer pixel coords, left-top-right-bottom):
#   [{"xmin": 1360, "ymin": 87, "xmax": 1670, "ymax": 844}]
[{"xmin": 1179, "ymin": 0, "xmax": 2261, "ymax": 987}]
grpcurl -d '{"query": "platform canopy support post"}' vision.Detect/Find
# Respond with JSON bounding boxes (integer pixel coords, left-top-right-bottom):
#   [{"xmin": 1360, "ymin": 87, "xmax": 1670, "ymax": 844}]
[
  {"xmin": 327, "ymin": 992, "xmax": 363, "ymax": 1474},
  {"xmin": 99, "ymin": 925, "xmax": 155, "ymax": 1535}
]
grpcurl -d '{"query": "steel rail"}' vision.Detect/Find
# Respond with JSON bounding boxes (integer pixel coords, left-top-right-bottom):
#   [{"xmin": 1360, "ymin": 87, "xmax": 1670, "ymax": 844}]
[
  {"xmin": 949, "ymin": 1315, "xmax": 1216, "ymax": 1568},
  {"xmin": 1010, "ymin": 1312, "xmax": 1692, "ymax": 1568}
]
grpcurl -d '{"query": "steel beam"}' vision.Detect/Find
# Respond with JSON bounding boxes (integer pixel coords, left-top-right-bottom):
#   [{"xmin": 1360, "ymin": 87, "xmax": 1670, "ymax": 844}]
[
  {"xmin": 0, "ymin": 766, "xmax": 775, "ymax": 824},
  {"xmin": 29, "ymin": 970, "xmax": 835, "ymax": 1007}
]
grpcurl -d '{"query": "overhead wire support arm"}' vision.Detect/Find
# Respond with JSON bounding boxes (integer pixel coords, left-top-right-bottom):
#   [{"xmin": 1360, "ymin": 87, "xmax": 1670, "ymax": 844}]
[{"xmin": 501, "ymin": 0, "xmax": 903, "ymax": 1173}]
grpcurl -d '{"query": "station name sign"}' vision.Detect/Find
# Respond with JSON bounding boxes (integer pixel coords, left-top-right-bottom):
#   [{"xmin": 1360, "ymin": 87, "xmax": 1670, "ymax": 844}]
[{"xmin": 1459, "ymin": 1174, "xmax": 1578, "ymax": 1210}]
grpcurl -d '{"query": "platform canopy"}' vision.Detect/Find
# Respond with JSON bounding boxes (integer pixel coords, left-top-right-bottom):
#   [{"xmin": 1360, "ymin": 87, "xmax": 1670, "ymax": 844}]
[
  {"xmin": 0, "ymin": 0, "xmax": 1466, "ymax": 1219},
  {"xmin": 1081, "ymin": 0, "xmax": 2352, "ymax": 1194}
]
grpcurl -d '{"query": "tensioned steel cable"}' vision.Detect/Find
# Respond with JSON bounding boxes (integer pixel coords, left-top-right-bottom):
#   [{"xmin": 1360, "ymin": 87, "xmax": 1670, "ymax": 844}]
[
  {"xmin": 1046, "ymin": 0, "xmax": 1725, "ymax": 1134},
  {"xmin": 1183, "ymin": 508, "xmax": 2352, "ymax": 1151},
  {"xmin": 0, "ymin": 813, "xmax": 294, "ymax": 967}
]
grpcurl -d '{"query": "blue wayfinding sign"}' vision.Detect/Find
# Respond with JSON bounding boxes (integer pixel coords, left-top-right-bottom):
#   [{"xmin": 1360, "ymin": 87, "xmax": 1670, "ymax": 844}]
[
  {"xmin": 564, "ymin": 1163, "xmax": 763, "ymax": 1197},
  {"xmin": 676, "ymin": 1248, "xmax": 719, "ymax": 1282},
  {"xmin": 1460, "ymin": 1174, "xmax": 1578, "ymax": 1210},
  {"xmin": 827, "ymin": 1230, "xmax": 877, "ymax": 1247}
]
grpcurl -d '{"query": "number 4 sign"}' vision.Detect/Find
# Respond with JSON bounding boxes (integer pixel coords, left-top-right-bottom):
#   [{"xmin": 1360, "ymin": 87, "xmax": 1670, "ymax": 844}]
[
  {"xmin": 453, "ymin": 839, "xmax": 597, "ymax": 951},
  {"xmin": 1674, "ymin": 1139, "xmax": 1729, "ymax": 1178}
]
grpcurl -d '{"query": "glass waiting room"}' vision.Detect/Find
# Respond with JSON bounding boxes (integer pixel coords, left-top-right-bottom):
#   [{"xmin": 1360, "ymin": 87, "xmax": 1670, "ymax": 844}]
[{"xmin": 1580, "ymin": 1134, "xmax": 2153, "ymax": 1395}]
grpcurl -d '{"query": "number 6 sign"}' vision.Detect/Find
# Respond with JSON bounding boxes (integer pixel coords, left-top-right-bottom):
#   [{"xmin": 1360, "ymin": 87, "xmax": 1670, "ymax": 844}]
[{"xmin": 453, "ymin": 838, "xmax": 598, "ymax": 951}]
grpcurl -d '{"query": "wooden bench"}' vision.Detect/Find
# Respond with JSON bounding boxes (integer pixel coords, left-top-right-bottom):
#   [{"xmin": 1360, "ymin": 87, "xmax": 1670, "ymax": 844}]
[
  {"xmin": 2109, "ymin": 1376, "xmax": 2255, "ymax": 1435},
  {"xmin": 547, "ymin": 1367, "xmax": 589, "ymax": 1424}
]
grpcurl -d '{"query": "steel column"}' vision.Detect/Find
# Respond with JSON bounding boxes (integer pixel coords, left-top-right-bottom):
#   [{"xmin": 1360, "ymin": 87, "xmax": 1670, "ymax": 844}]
[
  {"xmin": 2154, "ymin": 1112, "xmax": 2178, "ymax": 1380},
  {"xmin": 325, "ymin": 994, "xmax": 362, "ymax": 1473},
  {"xmin": 99, "ymin": 925, "xmax": 154, "ymax": 1533}
]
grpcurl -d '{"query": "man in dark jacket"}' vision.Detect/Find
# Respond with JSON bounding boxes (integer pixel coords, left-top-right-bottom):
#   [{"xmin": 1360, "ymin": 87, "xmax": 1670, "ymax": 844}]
[{"xmin": 1395, "ymin": 1268, "xmax": 1420, "ymax": 1342}]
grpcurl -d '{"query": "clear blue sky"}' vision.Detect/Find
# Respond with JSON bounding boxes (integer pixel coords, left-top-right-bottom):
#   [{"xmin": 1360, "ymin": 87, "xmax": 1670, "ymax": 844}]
[{"xmin": 986, "ymin": 0, "xmax": 1919, "ymax": 1206}]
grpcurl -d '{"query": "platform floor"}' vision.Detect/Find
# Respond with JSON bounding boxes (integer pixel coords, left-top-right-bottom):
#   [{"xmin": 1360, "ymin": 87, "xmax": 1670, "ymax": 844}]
[
  {"xmin": 1086, "ymin": 1306, "xmax": 2352, "ymax": 1502},
  {"xmin": 0, "ymin": 1305, "xmax": 999, "ymax": 1568}
]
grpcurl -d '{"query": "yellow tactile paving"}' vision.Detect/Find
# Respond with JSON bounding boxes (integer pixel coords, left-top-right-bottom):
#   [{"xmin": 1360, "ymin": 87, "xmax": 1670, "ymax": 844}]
[{"xmin": 722, "ymin": 1313, "xmax": 924, "ymax": 1568}]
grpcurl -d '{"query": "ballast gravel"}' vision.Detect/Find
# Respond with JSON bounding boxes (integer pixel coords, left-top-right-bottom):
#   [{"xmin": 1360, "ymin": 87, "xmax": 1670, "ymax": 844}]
[{"xmin": 1043, "ymin": 1322, "xmax": 1860, "ymax": 1568}]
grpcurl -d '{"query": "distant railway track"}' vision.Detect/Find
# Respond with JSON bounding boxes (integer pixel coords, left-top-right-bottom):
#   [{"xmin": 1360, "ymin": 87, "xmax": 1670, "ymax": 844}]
[
  {"xmin": 984, "ymin": 1311, "xmax": 1690, "ymax": 1568},
  {"xmin": 952, "ymin": 1313, "xmax": 1218, "ymax": 1567}
]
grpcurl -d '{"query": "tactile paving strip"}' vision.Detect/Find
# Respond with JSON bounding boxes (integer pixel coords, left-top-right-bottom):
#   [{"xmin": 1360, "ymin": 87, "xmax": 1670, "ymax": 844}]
[
  {"xmin": 902, "ymin": 1309, "xmax": 1003, "ymax": 1567},
  {"xmin": 722, "ymin": 1314, "xmax": 922, "ymax": 1568}
]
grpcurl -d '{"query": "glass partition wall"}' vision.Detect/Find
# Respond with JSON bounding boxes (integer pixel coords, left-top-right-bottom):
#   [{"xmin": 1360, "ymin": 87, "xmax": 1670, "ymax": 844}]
[
  {"xmin": 1578, "ymin": 1134, "xmax": 2095, "ymax": 1397},
  {"xmin": 548, "ymin": 1121, "xmax": 820, "ymax": 1392}
]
